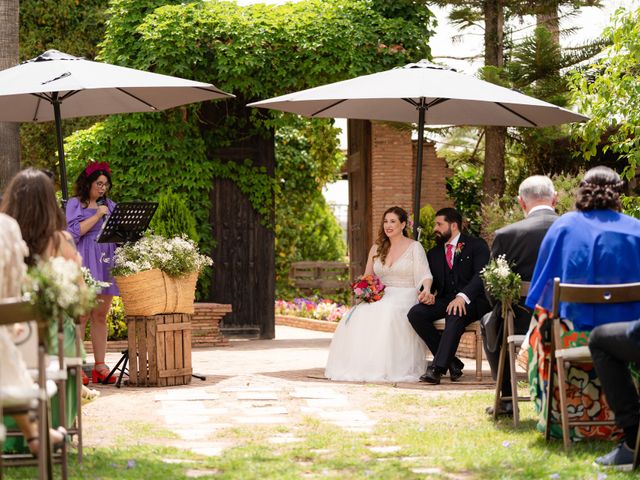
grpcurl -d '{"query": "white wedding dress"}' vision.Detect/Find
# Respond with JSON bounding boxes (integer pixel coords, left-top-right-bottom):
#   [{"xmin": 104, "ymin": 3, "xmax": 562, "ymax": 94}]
[
  {"xmin": 0, "ymin": 213, "xmax": 39, "ymax": 407},
  {"xmin": 325, "ymin": 240, "xmax": 431, "ymax": 382}
]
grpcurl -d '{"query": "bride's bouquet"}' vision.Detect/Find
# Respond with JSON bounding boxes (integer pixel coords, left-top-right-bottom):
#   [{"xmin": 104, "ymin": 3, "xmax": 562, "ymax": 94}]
[
  {"xmin": 351, "ymin": 274, "xmax": 385, "ymax": 303},
  {"xmin": 343, "ymin": 274, "xmax": 385, "ymax": 325}
]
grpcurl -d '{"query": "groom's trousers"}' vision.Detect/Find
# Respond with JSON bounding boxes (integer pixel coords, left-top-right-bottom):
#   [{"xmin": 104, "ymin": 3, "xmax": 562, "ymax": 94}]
[{"xmin": 408, "ymin": 298, "xmax": 479, "ymax": 371}]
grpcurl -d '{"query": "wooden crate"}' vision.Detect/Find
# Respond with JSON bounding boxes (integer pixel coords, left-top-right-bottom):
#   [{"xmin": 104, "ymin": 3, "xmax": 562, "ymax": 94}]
[{"xmin": 126, "ymin": 313, "xmax": 193, "ymax": 387}]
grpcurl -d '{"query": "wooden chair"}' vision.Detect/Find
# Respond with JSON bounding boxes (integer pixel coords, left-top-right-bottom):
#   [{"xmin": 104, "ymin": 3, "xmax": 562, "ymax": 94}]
[
  {"xmin": 545, "ymin": 278, "xmax": 640, "ymax": 451},
  {"xmin": 433, "ymin": 319, "xmax": 483, "ymax": 380},
  {"xmin": 0, "ymin": 297, "xmax": 54, "ymax": 479},
  {"xmin": 493, "ymin": 281, "xmax": 531, "ymax": 426}
]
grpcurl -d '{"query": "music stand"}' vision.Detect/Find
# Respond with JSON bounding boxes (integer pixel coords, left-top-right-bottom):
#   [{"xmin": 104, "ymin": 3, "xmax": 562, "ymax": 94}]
[
  {"xmin": 97, "ymin": 202, "xmax": 158, "ymax": 244},
  {"xmin": 97, "ymin": 202, "xmax": 157, "ymax": 386}
]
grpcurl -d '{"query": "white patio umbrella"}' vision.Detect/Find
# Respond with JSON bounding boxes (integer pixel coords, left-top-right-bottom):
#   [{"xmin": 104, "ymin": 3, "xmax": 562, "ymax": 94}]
[
  {"xmin": 0, "ymin": 50, "xmax": 234, "ymax": 199},
  {"xmin": 248, "ymin": 60, "xmax": 588, "ymax": 237}
]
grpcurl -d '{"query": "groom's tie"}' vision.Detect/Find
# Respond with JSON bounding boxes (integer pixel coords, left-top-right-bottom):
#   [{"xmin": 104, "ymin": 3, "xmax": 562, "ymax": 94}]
[{"xmin": 446, "ymin": 243, "xmax": 453, "ymax": 269}]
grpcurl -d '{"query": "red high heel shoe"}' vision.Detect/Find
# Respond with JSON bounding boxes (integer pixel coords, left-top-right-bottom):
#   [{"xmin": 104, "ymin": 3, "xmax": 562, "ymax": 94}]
[
  {"xmin": 92, "ymin": 362, "xmax": 116, "ymax": 384},
  {"xmin": 81, "ymin": 369, "xmax": 90, "ymax": 386}
]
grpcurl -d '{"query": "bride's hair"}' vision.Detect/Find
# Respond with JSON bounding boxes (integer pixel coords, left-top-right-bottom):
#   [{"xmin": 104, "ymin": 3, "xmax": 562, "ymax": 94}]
[{"xmin": 374, "ymin": 206, "xmax": 409, "ymax": 265}]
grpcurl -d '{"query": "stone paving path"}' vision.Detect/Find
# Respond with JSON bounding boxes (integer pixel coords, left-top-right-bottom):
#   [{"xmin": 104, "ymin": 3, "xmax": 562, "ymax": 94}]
[{"xmin": 82, "ymin": 325, "xmax": 500, "ymax": 474}]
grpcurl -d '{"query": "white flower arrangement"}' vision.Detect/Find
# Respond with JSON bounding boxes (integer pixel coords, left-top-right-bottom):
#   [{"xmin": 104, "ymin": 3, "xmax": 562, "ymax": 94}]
[
  {"xmin": 23, "ymin": 257, "xmax": 101, "ymax": 321},
  {"xmin": 111, "ymin": 234, "xmax": 213, "ymax": 278},
  {"xmin": 481, "ymin": 254, "xmax": 522, "ymax": 307}
]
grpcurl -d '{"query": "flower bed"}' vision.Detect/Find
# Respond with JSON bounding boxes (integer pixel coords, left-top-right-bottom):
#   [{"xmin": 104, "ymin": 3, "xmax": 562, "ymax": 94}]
[
  {"xmin": 275, "ymin": 298, "xmax": 347, "ymax": 321},
  {"xmin": 275, "ymin": 298, "xmax": 347, "ymax": 332},
  {"xmin": 275, "ymin": 314, "xmax": 338, "ymax": 333}
]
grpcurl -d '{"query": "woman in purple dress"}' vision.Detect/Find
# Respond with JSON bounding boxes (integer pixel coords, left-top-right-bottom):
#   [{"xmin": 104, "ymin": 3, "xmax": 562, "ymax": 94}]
[{"xmin": 66, "ymin": 161, "xmax": 118, "ymax": 385}]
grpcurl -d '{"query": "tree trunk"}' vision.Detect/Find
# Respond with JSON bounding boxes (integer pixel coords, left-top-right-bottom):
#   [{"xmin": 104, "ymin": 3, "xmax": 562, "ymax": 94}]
[
  {"xmin": 536, "ymin": 0, "xmax": 560, "ymax": 44},
  {"xmin": 0, "ymin": 0, "xmax": 20, "ymax": 191},
  {"xmin": 482, "ymin": 0, "xmax": 506, "ymax": 204}
]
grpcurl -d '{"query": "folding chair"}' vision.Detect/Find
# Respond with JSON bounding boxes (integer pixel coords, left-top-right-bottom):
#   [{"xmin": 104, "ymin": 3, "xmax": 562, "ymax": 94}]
[
  {"xmin": 493, "ymin": 281, "xmax": 531, "ymax": 427},
  {"xmin": 0, "ymin": 298, "xmax": 54, "ymax": 480},
  {"xmin": 545, "ymin": 278, "xmax": 640, "ymax": 451}
]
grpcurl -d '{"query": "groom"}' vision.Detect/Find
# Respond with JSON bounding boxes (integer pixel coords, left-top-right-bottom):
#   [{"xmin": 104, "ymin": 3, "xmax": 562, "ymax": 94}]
[{"xmin": 408, "ymin": 207, "xmax": 490, "ymax": 384}]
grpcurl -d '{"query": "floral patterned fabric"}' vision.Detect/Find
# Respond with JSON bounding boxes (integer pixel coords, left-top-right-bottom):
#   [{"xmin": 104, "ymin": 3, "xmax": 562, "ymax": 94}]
[{"xmin": 527, "ymin": 305, "xmax": 622, "ymax": 441}]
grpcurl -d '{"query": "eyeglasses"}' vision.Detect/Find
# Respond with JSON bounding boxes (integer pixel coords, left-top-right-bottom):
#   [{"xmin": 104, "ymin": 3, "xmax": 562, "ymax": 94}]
[{"xmin": 95, "ymin": 181, "xmax": 110, "ymax": 189}]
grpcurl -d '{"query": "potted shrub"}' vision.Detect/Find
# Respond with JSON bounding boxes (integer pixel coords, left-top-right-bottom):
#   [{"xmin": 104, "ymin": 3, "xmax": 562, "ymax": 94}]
[{"xmin": 111, "ymin": 234, "xmax": 212, "ymax": 316}]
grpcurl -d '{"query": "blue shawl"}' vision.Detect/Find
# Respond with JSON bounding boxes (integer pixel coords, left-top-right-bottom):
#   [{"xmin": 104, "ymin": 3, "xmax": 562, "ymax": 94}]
[{"xmin": 525, "ymin": 210, "xmax": 640, "ymax": 330}]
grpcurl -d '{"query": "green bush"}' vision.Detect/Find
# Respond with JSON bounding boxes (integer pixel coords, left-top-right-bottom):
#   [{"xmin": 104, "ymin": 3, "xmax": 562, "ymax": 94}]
[
  {"xmin": 622, "ymin": 195, "xmax": 640, "ymax": 219},
  {"xmin": 150, "ymin": 190, "xmax": 199, "ymax": 243},
  {"xmin": 107, "ymin": 297, "xmax": 128, "ymax": 341},
  {"xmin": 482, "ymin": 171, "xmax": 581, "ymax": 235},
  {"xmin": 408, "ymin": 203, "xmax": 436, "ymax": 252},
  {"xmin": 84, "ymin": 297, "xmax": 127, "ymax": 341},
  {"xmin": 446, "ymin": 164, "xmax": 483, "ymax": 235}
]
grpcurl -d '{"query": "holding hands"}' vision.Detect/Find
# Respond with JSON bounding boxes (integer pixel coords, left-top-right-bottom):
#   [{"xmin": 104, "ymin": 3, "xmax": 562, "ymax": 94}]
[{"xmin": 419, "ymin": 290, "xmax": 435, "ymax": 305}]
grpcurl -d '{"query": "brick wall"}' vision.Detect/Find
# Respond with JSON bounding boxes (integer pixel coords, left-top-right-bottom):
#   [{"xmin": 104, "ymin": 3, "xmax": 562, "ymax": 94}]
[
  {"xmin": 191, "ymin": 303, "xmax": 231, "ymax": 347},
  {"xmin": 369, "ymin": 122, "xmax": 453, "ymax": 240}
]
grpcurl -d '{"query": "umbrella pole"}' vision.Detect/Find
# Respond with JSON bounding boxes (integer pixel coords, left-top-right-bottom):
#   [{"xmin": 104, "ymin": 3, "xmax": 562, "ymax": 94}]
[
  {"xmin": 413, "ymin": 98, "xmax": 426, "ymax": 240},
  {"xmin": 52, "ymin": 93, "xmax": 69, "ymax": 200}
]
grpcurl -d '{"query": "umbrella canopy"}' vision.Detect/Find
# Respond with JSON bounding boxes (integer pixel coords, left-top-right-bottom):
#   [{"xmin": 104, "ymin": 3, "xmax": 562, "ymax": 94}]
[
  {"xmin": 0, "ymin": 50, "xmax": 234, "ymax": 198},
  {"xmin": 248, "ymin": 60, "xmax": 588, "ymax": 236}
]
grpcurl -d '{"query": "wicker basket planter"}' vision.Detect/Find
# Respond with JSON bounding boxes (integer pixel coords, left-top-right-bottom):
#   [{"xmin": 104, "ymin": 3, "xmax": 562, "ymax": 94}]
[{"xmin": 114, "ymin": 269, "xmax": 198, "ymax": 316}]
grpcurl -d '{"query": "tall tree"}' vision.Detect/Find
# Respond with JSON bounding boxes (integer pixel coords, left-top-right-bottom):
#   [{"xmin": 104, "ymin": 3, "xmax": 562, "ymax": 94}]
[
  {"xmin": 432, "ymin": 0, "xmax": 603, "ymax": 203},
  {"xmin": 483, "ymin": 0, "xmax": 506, "ymax": 203},
  {"xmin": 0, "ymin": 0, "xmax": 20, "ymax": 190}
]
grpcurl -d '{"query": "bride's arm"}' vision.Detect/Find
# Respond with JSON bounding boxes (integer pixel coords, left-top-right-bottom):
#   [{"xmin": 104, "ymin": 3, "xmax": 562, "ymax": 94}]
[
  {"xmin": 413, "ymin": 241, "xmax": 433, "ymax": 291},
  {"xmin": 363, "ymin": 245, "xmax": 377, "ymax": 276}
]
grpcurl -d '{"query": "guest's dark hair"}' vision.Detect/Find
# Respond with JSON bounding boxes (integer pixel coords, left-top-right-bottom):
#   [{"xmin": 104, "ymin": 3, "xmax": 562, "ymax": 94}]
[
  {"xmin": 575, "ymin": 166, "xmax": 623, "ymax": 212},
  {"xmin": 374, "ymin": 206, "xmax": 409, "ymax": 265},
  {"xmin": 435, "ymin": 207, "xmax": 463, "ymax": 230},
  {"xmin": 74, "ymin": 167, "xmax": 112, "ymax": 206},
  {"xmin": 0, "ymin": 168, "xmax": 66, "ymax": 265}
]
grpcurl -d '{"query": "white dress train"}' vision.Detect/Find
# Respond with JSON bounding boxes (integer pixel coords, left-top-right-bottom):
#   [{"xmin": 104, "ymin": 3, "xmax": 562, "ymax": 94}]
[{"xmin": 325, "ymin": 240, "xmax": 431, "ymax": 382}]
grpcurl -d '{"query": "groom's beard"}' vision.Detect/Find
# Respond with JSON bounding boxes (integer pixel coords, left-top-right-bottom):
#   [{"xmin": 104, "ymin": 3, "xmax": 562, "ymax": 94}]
[{"xmin": 434, "ymin": 227, "xmax": 452, "ymax": 246}]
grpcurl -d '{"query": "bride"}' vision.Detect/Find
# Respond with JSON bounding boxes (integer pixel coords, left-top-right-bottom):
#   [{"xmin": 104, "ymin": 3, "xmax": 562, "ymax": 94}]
[{"xmin": 325, "ymin": 206, "xmax": 432, "ymax": 382}]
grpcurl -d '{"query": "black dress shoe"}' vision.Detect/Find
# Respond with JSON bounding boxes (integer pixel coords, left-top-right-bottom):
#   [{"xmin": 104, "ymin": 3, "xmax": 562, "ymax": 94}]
[
  {"xmin": 485, "ymin": 402, "xmax": 514, "ymax": 417},
  {"xmin": 449, "ymin": 358, "xmax": 465, "ymax": 382},
  {"xmin": 420, "ymin": 365, "xmax": 443, "ymax": 384}
]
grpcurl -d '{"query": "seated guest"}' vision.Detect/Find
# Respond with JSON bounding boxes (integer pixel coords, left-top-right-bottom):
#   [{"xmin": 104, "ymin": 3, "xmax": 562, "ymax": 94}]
[
  {"xmin": 589, "ymin": 320, "xmax": 640, "ymax": 470},
  {"xmin": 483, "ymin": 175, "xmax": 558, "ymax": 416},
  {"xmin": 408, "ymin": 208, "xmax": 490, "ymax": 384},
  {"xmin": 0, "ymin": 212, "xmax": 67, "ymax": 456},
  {"xmin": 525, "ymin": 166, "xmax": 640, "ymax": 441}
]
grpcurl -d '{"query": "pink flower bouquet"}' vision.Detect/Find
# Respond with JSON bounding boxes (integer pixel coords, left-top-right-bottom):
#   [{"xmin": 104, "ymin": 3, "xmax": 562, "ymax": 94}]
[{"xmin": 351, "ymin": 274, "xmax": 385, "ymax": 303}]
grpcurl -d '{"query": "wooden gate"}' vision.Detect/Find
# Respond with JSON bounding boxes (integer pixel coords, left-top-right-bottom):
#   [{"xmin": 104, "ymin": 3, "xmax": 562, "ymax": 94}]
[{"xmin": 201, "ymin": 100, "xmax": 275, "ymax": 339}]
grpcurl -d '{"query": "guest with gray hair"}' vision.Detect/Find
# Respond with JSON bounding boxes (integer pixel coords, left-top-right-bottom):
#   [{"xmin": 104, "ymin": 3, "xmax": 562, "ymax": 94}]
[
  {"xmin": 518, "ymin": 174, "xmax": 556, "ymax": 204},
  {"xmin": 483, "ymin": 175, "xmax": 558, "ymax": 416}
]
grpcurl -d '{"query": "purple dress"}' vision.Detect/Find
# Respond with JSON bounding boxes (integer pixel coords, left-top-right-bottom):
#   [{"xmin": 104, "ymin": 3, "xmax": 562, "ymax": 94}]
[{"xmin": 66, "ymin": 197, "xmax": 119, "ymax": 296}]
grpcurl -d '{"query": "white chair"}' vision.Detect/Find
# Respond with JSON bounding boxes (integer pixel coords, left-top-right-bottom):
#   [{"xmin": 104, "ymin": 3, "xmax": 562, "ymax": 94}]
[{"xmin": 0, "ymin": 297, "xmax": 54, "ymax": 479}]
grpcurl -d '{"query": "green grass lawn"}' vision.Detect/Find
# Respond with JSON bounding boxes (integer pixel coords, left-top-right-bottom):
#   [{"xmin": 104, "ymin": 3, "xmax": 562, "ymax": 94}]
[{"xmin": 3, "ymin": 391, "xmax": 635, "ymax": 479}]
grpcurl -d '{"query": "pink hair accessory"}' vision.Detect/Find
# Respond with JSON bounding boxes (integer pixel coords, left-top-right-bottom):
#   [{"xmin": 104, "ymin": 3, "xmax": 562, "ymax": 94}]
[{"xmin": 85, "ymin": 161, "xmax": 111, "ymax": 176}]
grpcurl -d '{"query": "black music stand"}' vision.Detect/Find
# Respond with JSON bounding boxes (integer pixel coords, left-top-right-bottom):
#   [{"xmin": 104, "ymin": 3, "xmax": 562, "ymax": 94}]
[
  {"xmin": 97, "ymin": 201, "xmax": 158, "ymax": 244},
  {"xmin": 98, "ymin": 202, "xmax": 157, "ymax": 386}
]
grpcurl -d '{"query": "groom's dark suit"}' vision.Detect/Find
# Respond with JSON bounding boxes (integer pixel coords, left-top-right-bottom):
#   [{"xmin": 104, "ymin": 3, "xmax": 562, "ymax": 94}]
[{"xmin": 408, "ymin": 233, "xmax": 490, "ymax": 372}]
